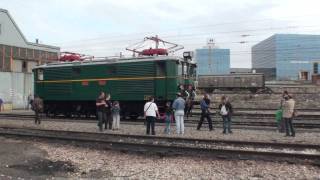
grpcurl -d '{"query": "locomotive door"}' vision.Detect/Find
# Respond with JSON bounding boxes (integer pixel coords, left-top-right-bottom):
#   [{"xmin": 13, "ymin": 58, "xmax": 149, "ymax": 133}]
[{"xmin": 155, "ymin": 61, "xmax": 166, "ymax": 101}]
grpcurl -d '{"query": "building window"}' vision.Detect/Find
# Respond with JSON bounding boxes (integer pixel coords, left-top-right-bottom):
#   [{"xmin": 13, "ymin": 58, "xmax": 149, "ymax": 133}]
[
  {"xmin": 314, "ymin": 63, "xmax": 318, "ymax": 74},
  {"xmin": 22, "ymin": 61, "xmax": 27, "ymax": 72}
]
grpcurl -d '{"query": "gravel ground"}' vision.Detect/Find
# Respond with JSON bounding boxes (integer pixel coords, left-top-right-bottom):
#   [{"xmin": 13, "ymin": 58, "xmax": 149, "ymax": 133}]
[
  {"xmin": 0, "ymin": 119, "xmax": 319, "ymax": 145},
  {"xmin": 32, "ymin": 139, "xmax": 320, "ymax": 179}
]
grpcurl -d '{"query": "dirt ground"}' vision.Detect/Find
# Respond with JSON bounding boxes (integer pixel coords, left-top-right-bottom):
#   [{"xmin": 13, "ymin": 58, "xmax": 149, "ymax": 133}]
[{"xmin": 0, "ymin": 136, "xmax": 76, "ymax": 179}]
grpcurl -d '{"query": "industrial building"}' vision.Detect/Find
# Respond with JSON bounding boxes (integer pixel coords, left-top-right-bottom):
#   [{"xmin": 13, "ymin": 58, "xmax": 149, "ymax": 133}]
[
  {"xmin": 0, "ymin": 8, "xmax": 60, "ymax": 109},
  {"xmin": 195, "ymin": 47, "xmax": 230, "ymax": 75},
  {"xmin": 252, "ymin": 34, "xmax": 320, "ymax": 80}
]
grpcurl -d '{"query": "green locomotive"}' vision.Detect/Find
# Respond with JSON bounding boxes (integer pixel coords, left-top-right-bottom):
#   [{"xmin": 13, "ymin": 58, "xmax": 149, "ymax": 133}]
[{"xmin": 33, "ymin": 55, "xmax": 196, "ymax": 118}]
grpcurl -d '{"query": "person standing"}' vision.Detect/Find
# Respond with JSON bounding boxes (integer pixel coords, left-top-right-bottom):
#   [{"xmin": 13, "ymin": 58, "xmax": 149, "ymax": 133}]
[
  {"xmin": 185, "ymin": 86, "xmax": 195, "ymax": 118},
  {"xmin": 172, "ymin": 93, "xmax": 186, "ymax": 135},
  {"xmin": 197, "ymin": 94, "xmax": 213, "ymax": 131},
  {"xmin": 112, "ymin": 101, "xmax": 121, "ymax": 130},
  {"xmin": 278, "ymin": 90, "xmax": 289, "ymax": 132},
  {"xmin": 283, "ymin": 95, "xmax": 296, "ymax": 137},
  {"xmin": 218, "ymin": 96, "xmax": 233, "ymax": 134},
  {"xmin": 105, "ymin": 94, "xmax": 112, "ymax": 130},
  {"xmin": 27, "ymin": 94, "xmax": 33, "ymax": 110},
  {"xmin": 144, "ymin": 96, "xmax": 160, "ymax": 135},
  {"xmin": 163, "ymin": 102, "xmax": 173, "ymax": 134},
  {"xmin": 96, "ymin": 92, "xmax": 107, "ymax": 132},
  {"xmin": 32, "ymin": 95, "xmax": 43, "ymax": 124},
  {"xmin": 0, "ymin": 98, "xmax": 4, "ymax": 112}
]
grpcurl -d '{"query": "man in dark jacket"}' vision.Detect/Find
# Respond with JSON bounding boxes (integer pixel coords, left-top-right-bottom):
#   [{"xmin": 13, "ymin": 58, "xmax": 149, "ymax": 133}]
[
  {"xmin": 197, "ymin": 94, "xmax": 213, "ymax": 131},
  {"xmin": 32, "ymin": 95, "xmax": 43, "ymax": 124},
  {"xmin": 219, "ymin": 96, "xmax": 233, "ymax": 134},
  {"xmin": 96, "ymin": 92, "xmax": 107, "ymax": 132}
]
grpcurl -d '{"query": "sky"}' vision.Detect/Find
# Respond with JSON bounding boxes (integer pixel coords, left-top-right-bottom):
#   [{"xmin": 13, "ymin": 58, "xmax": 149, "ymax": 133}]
[{"xmin": 2, "ymin": 0, "xmax": 320, "ymax": 68}]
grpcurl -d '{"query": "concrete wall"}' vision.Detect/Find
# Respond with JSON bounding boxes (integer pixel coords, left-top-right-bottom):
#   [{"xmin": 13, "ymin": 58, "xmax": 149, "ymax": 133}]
[{"xmin": 0, "ymin": 72, "xmax": 33, "ymax": 109}]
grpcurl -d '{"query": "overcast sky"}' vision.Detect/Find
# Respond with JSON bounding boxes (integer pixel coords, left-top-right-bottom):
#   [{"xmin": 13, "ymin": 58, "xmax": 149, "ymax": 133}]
[{"xmin": 2, "ymin": 0, "xmax": 320, "ymax": 67}]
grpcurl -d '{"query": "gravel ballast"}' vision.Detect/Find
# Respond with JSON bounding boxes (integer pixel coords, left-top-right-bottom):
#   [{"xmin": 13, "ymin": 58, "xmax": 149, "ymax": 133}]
[
  {"xmin": 0, "ymin": 119, "xmax": 319, "ymax": 145},
  {"xmin": 33, "ymin": 139, "xmax": 320, "ymax": 179}
]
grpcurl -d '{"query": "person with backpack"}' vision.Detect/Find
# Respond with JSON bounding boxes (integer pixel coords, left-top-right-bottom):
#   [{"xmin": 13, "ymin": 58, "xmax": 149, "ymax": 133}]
[
  {"xmin": 197, "ymin": 94, "xmax": 213, "ymax": 131},
  {"xmin": 144, "ymin": 96, "xmax": 160, "ymax": 135},
  {"xmin": 32, "ymin": 95, "xmax": 43, "ymax": 124},
  {"xmin": 218, "ymin": 96, "xmax": 233, "ymax": 134},
  {"xmin": 112, "ymin": 101, "xmax": 121, "ymax": 130},
  {"xmin": 172, "ymin": 92, "xmax": 186, "ymax": 135}
]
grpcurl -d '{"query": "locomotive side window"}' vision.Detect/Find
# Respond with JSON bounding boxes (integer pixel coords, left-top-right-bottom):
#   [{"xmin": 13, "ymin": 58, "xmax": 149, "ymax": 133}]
[
  {"xmin": 156, "ymin": 62, "xmax": 165, "ymax": 76},
  {"xmin": 107, "ymin": 66, "xmax": 117, "ymax": 75},
  {"xmin": 72, "ymin": 67, "xmax": 81, "ymax": 76},
  {"xmin": 38, "ymin": 69, "xmax": 44, "ymax": 80}
]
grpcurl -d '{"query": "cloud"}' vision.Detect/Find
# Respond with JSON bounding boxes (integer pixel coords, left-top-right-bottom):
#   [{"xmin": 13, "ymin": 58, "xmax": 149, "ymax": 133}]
[{"xmin": 2, "ymin": 0, "xmax": 320, "ymax": 67}]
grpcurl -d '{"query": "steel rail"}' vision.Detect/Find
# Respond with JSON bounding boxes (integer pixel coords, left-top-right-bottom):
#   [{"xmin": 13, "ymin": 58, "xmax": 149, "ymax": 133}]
[{"xmin": 0, "ymin": 127, "xmax": 319, "ymax": 164}]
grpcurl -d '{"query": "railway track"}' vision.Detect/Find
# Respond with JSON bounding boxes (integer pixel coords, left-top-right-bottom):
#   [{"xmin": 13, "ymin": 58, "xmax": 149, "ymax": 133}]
[
  {"xmin": 1, "ymin": 113, "xmax": 320, "ymax": 129},
  {"xmin": 0, "ymin": 127, "xmax": 319, "ymax": 165}
]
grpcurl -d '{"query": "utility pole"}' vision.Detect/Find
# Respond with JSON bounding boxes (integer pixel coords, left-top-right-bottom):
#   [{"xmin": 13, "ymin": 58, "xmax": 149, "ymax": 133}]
[{"xmin": 207, "ymin": 38, "xmax": 215, "ymax": 74}]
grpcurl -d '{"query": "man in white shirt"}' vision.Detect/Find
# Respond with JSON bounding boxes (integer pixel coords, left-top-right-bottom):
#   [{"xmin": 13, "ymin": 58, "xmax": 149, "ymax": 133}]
[{"xmin": 144, "ymin": 96, "xmax": 160, "ymax": 135}]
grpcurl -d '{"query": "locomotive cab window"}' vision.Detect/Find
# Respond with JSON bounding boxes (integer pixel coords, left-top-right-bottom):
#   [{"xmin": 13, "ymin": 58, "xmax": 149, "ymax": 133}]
[
  {"xmin": 178, "ymin": 62, "xmax": 183, "ymax": 76},
  {"xmin": 37, "ymin": 69, "xmax": 44, "ymax": 80},
  {"xmin": 181, "ymin": 62, "xmax": 188, "ymax": 77},
  {"xmin": 190, "ymin": 64, "xmax": 196, "ymax": 77}
]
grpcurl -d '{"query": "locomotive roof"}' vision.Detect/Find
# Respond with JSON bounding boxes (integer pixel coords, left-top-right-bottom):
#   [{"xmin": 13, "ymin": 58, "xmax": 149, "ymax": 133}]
[{"xmin": 34, "ymin": 56, "xmax": 194, "ymax": 69}]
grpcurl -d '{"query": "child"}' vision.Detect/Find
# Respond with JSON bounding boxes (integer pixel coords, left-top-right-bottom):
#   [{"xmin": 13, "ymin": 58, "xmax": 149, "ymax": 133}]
[
  {"xmin": 164, "ymin": 102, "xmax": 173, "ymax": 134},
  {"xmin": 112, "ymin": 101, "xmax": 120, "ymax": 130}
]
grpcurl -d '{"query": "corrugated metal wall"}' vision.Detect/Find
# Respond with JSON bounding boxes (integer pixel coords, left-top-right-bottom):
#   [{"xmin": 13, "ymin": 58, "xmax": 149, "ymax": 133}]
[
  {"xmin": 252, "ymin": 35, "xmax": 276, "ymax": 69},
  {"xmin": 252, "ymin": 34, "xmax": 320, "ymax": 80},
  {"xmin": 275, "ymin": 34, "xmax": 320, "ymax": 80},
  {"xmin": 0, "ymin": 72, "xmax": 33, "ymax": 109}
]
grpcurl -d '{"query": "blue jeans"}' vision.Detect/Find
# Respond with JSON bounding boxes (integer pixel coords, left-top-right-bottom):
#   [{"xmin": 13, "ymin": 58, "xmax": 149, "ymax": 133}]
[
  {"xmin": 97, "ymin": 111, "xmax": 106, "ymax": 131},
  {"xmin": 164, "ymin": 115, "xmax": 171, "ymax": 134},
  {"xmin": 284, "ymin": 118, "xmax": 295, "ymax": 136},
  {"xmin": 222, "ymin": 115, "xmax": 232, "ymax": 133}
]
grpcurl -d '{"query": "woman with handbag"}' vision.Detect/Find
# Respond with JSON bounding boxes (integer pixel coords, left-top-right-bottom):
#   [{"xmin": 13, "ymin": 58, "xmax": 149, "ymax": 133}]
[{"xmin": 144, "ymin": 96, "xmax": 160, "ymax": 135}]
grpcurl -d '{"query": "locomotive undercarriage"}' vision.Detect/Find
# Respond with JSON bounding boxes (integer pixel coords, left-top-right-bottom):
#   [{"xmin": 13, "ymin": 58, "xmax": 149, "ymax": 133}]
[{"xmin": 43, "ymin": 100, "xmax": 166, "ymax": 120}]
